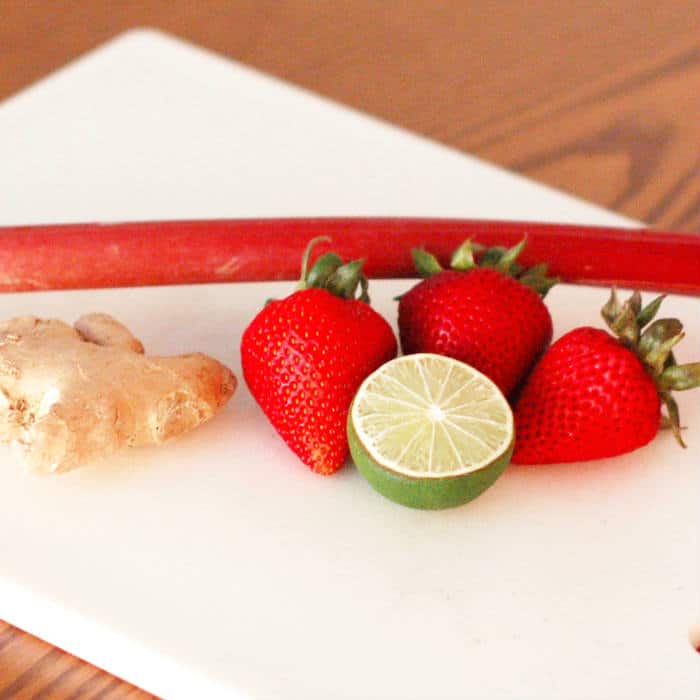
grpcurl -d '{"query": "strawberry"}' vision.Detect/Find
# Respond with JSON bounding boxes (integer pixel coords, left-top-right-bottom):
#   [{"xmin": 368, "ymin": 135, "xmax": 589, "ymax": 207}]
[
  {"xmin": 398, "ymin": 240, "xmax": 557, "ymax": 397},
  {"xmin": 241, "ymin": 238, "xmax": 397, "ymax": 474},
  {"xmin": 512, "ymin": 289, "xmax": 700, "ymax": 464}
]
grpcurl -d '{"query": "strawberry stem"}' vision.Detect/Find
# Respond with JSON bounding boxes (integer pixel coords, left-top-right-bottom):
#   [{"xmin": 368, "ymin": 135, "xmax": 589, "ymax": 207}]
[
  {"xmin": 298, "ymin": 236, "xmax": 331, "ymax": 289},
  {"xmin": 662, "ymin": 394, "xmax": 686, "ymax": 447}
]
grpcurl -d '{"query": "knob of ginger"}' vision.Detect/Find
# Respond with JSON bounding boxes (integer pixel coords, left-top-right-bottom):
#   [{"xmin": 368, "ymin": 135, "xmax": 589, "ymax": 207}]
[{"xmin": 0, "ymin": 314, "xmax": 236, "ymax": 474}]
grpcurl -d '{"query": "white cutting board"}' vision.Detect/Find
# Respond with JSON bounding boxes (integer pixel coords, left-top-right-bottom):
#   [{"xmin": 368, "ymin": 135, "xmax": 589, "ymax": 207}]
[{"xmin": 0, "ymin": 30, "xmax": 698, "ymax": 700}]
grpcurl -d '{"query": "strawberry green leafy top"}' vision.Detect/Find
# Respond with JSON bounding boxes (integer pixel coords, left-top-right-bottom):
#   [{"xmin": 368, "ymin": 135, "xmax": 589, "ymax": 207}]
[
  {"xmin": 601, "ymin": 288, "xmax": 700, "ymax": 447},
  {"xmin": 411, "ymin": 239, "xmax": 559, "ymax": 297},
  {"xmin": 297, "ymin": 236, "xmax": 370, "ymax": 302}
]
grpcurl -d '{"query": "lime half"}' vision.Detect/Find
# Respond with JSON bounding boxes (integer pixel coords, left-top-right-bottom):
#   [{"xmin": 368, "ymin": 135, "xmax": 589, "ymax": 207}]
[{"xmin": 348, "ymin": 353, "xmax": 514, "ymax": 510}]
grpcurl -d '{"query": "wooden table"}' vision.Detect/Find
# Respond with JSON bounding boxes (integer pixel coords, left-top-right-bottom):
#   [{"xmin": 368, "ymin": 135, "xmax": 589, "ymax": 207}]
[{"xmin": 1, "ymin": 1, "xmax": 697, "ymax": 697}]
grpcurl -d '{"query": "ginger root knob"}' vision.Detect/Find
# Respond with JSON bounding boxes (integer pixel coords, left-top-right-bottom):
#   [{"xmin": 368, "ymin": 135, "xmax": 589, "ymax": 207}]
[{"xmin": 0, "ymin": 314, "xmax": 236, "ymax": 474}]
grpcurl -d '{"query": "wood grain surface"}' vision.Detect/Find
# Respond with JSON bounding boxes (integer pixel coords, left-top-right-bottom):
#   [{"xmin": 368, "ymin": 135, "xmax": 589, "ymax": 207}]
[{"xmin": 0, "ymin": 1, "xmax": 698, "ymax": 697}]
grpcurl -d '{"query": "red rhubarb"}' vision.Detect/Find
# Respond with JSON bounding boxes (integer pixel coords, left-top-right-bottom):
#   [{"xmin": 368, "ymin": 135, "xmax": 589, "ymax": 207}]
[{"xmin": 0, "ymin": 218, "xmax": 698, "ymax": 294}]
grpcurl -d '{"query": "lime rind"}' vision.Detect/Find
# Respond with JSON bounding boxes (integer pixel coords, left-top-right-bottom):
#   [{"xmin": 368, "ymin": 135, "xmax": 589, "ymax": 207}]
[{"xmin": 348, "ymin": 416, "xmax": 513, "ymax": 510}]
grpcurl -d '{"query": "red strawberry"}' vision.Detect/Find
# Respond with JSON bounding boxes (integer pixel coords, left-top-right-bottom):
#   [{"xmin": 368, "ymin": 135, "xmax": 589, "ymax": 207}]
[
  {"xmin": 241, "ymin": 238, "xmax": 397, "ymax": 474},
  {"xmin": 512, "ymin": 289, "xmax": 700, "ymax": 464},
  {"xmin": 398, "ymin": 240, "xmax": 556, "ymax": 397}
]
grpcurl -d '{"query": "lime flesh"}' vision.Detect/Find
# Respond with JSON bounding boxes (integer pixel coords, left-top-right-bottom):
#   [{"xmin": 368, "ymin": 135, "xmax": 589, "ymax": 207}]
[{"xmin": 348, "ymin": 354, "xmax": 514, "ymax": 510}]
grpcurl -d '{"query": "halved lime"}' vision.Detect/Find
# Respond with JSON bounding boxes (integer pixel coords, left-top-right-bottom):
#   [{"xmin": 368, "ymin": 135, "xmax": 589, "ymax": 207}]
[{"xmin": 348, "ymin": 353, "xmax": 514, "ymax": 509}]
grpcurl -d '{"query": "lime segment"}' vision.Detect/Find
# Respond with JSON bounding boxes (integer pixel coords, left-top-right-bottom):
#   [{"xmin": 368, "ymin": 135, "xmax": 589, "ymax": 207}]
[{"xmin": 348, "ymin": 353, "xmax": 514, "ymax": 509}]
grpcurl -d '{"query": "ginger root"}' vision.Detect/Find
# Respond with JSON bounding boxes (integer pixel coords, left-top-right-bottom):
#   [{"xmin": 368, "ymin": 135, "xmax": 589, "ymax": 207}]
[{"xmin": 0, "ymin": 314, "xmax": 236, "ymax": 474}]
